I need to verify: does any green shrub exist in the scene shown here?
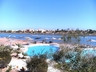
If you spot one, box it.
[6,66,12,72]
[52,48,96,72]
[16,43,23,48]
[26,54,48,72]
[0,46,11,69]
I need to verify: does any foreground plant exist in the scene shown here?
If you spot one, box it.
[0,46,11,71]
[6,66,12,72]
[53,48,96,72]
[26,54,48,72]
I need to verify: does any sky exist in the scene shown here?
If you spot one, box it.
[0,0,96,30]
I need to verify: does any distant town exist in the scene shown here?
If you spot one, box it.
[0,29,96,35]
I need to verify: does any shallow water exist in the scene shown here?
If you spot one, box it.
[0,33,96,46]
[26,45,59,56]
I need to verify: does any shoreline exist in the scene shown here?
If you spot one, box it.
[1,33,96,36]
[0,37,29,46]
[0,37,95,48]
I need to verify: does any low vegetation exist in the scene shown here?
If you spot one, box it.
[52,47,96,72]
[16,43,23,48]
[26,54,48,72]
[6,66,12,72]
[0,46,11,71]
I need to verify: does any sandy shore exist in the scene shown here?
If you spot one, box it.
[0,37,29,46]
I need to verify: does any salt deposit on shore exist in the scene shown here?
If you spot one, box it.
[0,37,29,46]
[29,43,59,47]
[29,44,50,47]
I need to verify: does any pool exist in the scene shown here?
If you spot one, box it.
[26,44,59,57]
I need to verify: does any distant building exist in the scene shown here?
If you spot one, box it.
[25,29,34,33]
[38,29,46,33]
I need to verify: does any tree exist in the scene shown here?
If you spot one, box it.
[61,32,81,45]
[88,29,94,34]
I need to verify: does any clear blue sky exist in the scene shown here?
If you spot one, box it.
[0,0,96,30]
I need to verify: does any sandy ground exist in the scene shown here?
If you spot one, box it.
[1,57,27,72]
[8,57,27,70]
[0,37,29,46]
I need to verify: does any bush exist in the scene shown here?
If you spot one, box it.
[0,46,11,69]
[6,66,12,72]
[52,48,96,72]
[26,54,48,72]
[16,43,23,48]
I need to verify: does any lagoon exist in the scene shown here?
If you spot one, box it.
[0,33,96,46]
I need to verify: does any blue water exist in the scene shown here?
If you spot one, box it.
[1,33,96,46]
[26,45,59,57]
[0,33,62,43]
